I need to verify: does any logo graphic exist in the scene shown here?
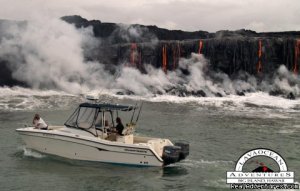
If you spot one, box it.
[227,148,299,189]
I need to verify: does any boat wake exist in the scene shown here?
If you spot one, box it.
[179,159,234,169]
[22,147,46,159]
[171,159,230,188]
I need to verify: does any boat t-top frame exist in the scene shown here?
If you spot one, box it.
[64,102,138,137]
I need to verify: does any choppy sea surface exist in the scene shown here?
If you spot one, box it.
[0,87,300,191]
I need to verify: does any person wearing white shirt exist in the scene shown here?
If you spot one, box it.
[32,114,48,130]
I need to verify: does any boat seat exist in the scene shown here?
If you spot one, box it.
[96,129,108,139]
[116,134,133,144]
[106,133,117,141]
[122,124,135,135]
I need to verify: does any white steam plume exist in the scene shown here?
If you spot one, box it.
[0,16,299,98]
[0,17,113,94]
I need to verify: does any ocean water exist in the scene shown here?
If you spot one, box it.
[0,87,300,191]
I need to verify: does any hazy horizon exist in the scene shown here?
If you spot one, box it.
[0,0,299,33]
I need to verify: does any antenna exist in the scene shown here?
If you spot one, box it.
[130,103,138,123]
[135,102,143,123]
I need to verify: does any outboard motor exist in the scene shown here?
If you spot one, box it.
[162,146,181,165]
[175,141,189,161]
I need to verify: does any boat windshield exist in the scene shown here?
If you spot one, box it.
[65,106,97,129]
[64,102,137,136]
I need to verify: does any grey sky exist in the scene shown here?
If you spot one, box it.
[0,0,299,32]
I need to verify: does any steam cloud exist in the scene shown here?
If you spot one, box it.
[0,17,299,98]
[0,17,113,93]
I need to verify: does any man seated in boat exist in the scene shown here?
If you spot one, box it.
[115,117,124,136]
[32,114,48,130]
[106,117,124,141]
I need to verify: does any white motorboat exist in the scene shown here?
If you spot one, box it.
[16,101,189,167]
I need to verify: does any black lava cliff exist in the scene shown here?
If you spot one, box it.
[1,15,300,87]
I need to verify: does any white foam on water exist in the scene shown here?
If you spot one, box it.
[278,129,297,134]
[276,124,300,134]
[203,178,227,189]
[0,86,79,111]
[180,159,234,169]
[99,91,300,117]
[146,92,300,110]
[0,86,74,97]
[1,86,300,116]
[23,148,45,159]
[292,125,300,128]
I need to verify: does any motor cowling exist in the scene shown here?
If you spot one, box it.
[175,141,189,161]
[162,146,181,165]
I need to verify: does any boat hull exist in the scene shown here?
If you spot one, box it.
[17,130,164,167]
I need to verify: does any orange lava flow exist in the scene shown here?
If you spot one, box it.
[293,40,300,75]
[162,45,167,73]
[130,43,137,67]
[198,40,203,54]
[257,40,262,74]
